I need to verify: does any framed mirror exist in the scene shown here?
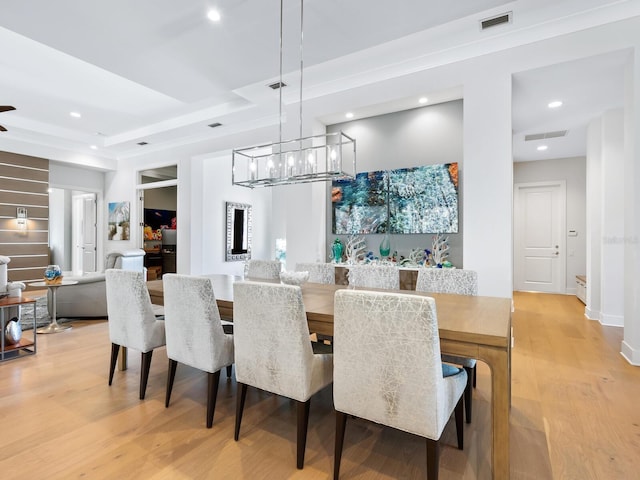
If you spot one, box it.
[226,202,252,261]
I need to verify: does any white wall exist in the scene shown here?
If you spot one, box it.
[586,109,625,327]
[514,157,587,293]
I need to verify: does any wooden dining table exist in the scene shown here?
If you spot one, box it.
[144,273,512,480]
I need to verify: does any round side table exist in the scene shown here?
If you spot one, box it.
[29,280,78,334]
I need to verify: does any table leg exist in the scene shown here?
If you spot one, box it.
[479,345,510,480]
[118,346,128,371]
[37,286,72,334]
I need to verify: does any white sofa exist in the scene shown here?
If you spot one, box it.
[49,249,146,318]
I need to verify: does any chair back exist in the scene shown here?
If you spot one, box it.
[347,264,399,289]
[246,259,281,279]
[163,274,233,373]
[333,289,452,439]
[295,262,335,284]
[105,269,165,352]
[416,269,478,295]
[233,281,316,402]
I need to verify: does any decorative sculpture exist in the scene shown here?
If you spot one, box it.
[431,234,450,267]
[345,234,367,264]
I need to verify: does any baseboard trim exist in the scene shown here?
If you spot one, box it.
[600,313,624,327]
[584,307,600,321]
[621,341,640,366]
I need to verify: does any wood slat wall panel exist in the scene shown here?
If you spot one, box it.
[0,164,49,183]
[0,178,49,194]
[0,192,48,207]
[0,231,48,243]
[0,151,50,281]
[6,255,50,268]
[0,219,48,231]
[0,243,49,256]
[0,151,49,170]
[0,205,48,219]
[6,268,46,282]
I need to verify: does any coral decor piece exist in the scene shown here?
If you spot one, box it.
[431,234,450,267]
[345,234,367,264]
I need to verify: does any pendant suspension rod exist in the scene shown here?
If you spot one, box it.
[278,0,284,150]
[299,0,304,147]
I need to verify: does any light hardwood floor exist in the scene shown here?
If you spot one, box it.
[0,292,638,479]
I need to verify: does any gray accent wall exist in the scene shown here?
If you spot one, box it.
[514,156,587,293]
[326,100,464,266]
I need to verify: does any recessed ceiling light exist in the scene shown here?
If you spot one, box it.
[537,145,548,151]
[345,112,354,119]
[207,9,221,22]
[419,97,428,104]
[90,145,97,150]
[70,112,81,118]
[548,100,563,109]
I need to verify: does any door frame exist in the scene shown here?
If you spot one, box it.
[513,180,567,293]
[49,183,104,272]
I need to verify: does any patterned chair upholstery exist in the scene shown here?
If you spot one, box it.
[295,262,335,284]
[232,281,333,469]
[346,264,399,290]
[416,268,478,423]
[333,289,466,480]
[163,274,234,428]
[105,269,166,400]
[245,259,282,279]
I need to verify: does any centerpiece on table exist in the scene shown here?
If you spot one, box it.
[44,265,63,284]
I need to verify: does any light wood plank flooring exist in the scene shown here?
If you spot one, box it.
[0,292,638,479]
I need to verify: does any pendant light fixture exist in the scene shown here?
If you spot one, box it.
[232,0,356,188]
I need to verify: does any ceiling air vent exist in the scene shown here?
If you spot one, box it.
[268,81,287,90]
[524,130,568,142]
[137,141,148,146]
[481,12,512,30]
[208,122,222,128]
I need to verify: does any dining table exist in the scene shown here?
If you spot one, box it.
[143,273,512,480]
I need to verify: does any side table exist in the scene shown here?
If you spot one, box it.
[1,295,38,362]
[29,280,78,334]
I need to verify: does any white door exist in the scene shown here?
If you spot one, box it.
[514,182,566,293]
[72,193,97,274]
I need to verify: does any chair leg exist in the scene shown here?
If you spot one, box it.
[140,350,153,400]
[206,370,221,428]
[472,364,477,388]
[108,343,120,385]
[455,396,464,450]
[234,382,248,441]
[334,411,348,480]
[165,359,178,407]
[226,364,232,378]
[463,366,473,423]
[296,399,311,469]
[426,438,440,480]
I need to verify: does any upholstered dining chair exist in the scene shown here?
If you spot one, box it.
[105,269,166,400]
[346,264,399,289]
[245,259,282,279]
[416,268,478,423]
[295,262,335,284]
[333,289,466,480]
[162,274,234,428]
[232,281,333,469]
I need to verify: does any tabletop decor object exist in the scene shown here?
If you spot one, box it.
[44,265,63,284]
[345,234,366,264]
[431,234,450,268]
[4,317,22,344]
[331,238,344,263]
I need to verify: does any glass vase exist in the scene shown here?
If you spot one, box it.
[379,233,391,258]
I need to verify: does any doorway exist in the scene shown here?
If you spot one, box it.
[49,188,98,275]
[137,165,178,279]
[514,181,566,293]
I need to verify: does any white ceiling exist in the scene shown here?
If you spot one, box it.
[0,0,636,165]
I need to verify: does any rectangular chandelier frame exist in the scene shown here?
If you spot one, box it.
[232,131,356,188]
